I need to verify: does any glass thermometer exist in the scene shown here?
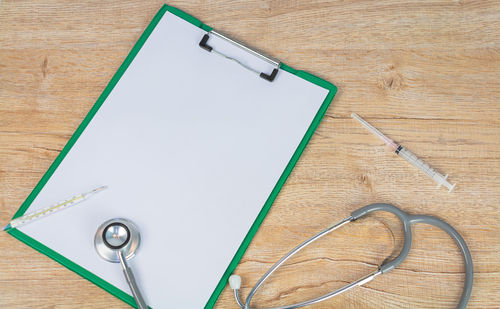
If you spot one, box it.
[3,186,107,231]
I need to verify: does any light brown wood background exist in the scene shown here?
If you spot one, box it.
[0,0,499,308]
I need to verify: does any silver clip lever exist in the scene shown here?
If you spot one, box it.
[199,30,280,82]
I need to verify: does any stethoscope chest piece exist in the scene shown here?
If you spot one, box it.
[94,218,141,263]
[94,218,148,309]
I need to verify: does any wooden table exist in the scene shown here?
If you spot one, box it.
[1,1,498,308]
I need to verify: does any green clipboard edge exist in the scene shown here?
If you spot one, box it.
[7,4,337,309]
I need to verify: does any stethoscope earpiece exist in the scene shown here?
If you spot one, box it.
[228,275,241,290]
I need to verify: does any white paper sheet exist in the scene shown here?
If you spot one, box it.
[18,11,329,308]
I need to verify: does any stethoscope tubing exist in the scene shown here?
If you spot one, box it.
[232,203,473,309]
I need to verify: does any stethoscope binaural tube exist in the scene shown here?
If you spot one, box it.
[229,203,473,309]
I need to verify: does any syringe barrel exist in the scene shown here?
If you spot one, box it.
[396,146,438,179]
[396,145,456,191]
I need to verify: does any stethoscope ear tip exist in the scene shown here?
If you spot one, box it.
[229,275,242,290]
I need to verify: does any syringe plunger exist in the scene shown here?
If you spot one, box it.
[396,146,456,192]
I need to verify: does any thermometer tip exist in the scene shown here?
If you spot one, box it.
[93,185,108,193]
[83,185,108,198]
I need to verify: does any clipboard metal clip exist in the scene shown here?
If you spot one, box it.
[199,30,280,82]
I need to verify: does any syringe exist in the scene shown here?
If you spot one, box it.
[3,186,107,231]
[351,113,456,192]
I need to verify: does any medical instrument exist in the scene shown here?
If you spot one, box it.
[351,113,456,192]
[2,186,107,231]
[95,218,147,309]
[229,203,473,309]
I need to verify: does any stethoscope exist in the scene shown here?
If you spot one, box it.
[229,203,473,309]
[94,218,148,309]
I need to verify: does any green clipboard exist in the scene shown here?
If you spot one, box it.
[7,4,337,308]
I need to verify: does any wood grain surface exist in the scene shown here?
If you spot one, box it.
[0,0,499,308]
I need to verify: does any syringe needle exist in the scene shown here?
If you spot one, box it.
[351,113,398,151]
